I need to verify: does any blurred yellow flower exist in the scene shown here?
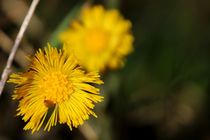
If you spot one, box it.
[60,5,134,72]
[8,44,103,133]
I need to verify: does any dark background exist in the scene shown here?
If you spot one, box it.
[1,0,210,140]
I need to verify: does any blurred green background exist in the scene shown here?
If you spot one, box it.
[1,0,210,140]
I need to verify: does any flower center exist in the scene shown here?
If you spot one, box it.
[39,71,73,104]
[84,28,109,53]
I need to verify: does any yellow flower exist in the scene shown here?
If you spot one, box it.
[8,44,103,133]
[59,5,134,72]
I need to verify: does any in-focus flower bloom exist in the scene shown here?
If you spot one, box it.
[8,44,103,133]
[59,5,134,72]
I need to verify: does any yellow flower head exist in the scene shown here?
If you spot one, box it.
[8,44,103,133]
[59,5,134,72]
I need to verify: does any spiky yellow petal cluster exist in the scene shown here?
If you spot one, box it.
[8,44,103,133]
[59,5,134,71]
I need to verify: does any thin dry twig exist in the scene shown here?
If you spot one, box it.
[0,0,40,96]
[0,30,32,68]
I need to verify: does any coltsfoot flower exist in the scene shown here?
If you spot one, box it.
[60,5,134,72]
[8,44,103,133]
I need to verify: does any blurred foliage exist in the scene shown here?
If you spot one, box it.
[49,2,83,48]
[1,0,210,140]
